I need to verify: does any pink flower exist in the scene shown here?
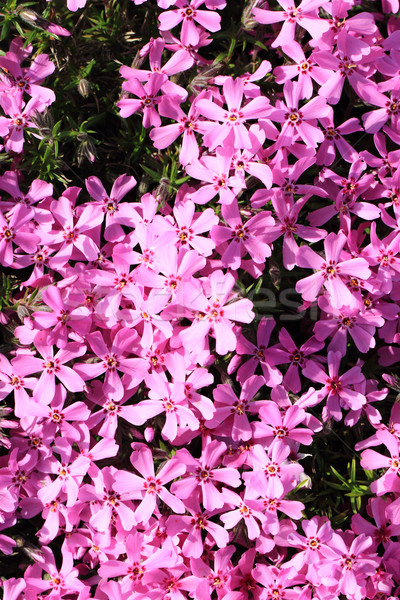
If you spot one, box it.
[42,195,103,269]
[113,443,186,524]
[244,442,303,499]
[220,489,267,540]
[195,76,271,150]
[0,94,45,153]
[158,0,222,46]
[361,430,400,495]
[296,231,371,309]
[177,269,255,355]
[74,329,148,401]
[31,285,91,348]
[302,350,366,421]
[172,438,241,511]
[186,147,243,205]
[252,401,314,449]
[0,43,55,104]
[274,41,330,99]
[211,201,274,270]
[273,329,324,393]
[119,371,199,442]
[117,72,167,127]
[253,0,330,49]
[12,336,86,401]
[209,375,264,441]
[85,174,137,242]
[319,533,380,597]
[150,93,212,165]
[0,204,39,266]
[230,317,283,387]
[166,494,229,558]
[269,80,331,148]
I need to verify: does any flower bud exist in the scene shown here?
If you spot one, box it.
[77,79,90,98]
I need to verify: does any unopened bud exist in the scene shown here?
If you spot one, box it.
[77,135,97,165]
[154,177,170,208]
[30,110,54,138]
[77,78,90,98]
[16,7,39,26]
[144,426,154,443]
[241,0,261,30]
[17,7,52,32]
[190,62,224,94]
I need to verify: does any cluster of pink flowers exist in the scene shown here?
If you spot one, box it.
[0,39,56,154]
[2,0,400,599]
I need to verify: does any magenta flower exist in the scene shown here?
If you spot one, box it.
[119,371,199,442]
[31,285,91,348]
[273,329,324,393]
[314,30,379,105]
[362,223,400,294]
[37,452,91,507]
[0,94,45,153]
[274,42,330,99]
[25,547,85,595]
[352,497,400,550]
[186,147,243,205]
[166,494,229,558]
[42,195,103,269]
[264,194,327,270]
[362,85,400,134]
[245,442,303,498]
[0,353,38,418]
[171,200,218,256]
[319,533,380,597]
[220,489,267,540]
[25,384,90,442]
[190,546,235,599]
[283,516,335,576]
[98,531,178,584]
[0,45,55,104]
[150,93,212,165]
[120,37,192,100]
[314,296,384,355]
[252,563,302,599]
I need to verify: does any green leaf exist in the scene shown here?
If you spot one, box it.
[140,164,162,180]
[0,20,10,41]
